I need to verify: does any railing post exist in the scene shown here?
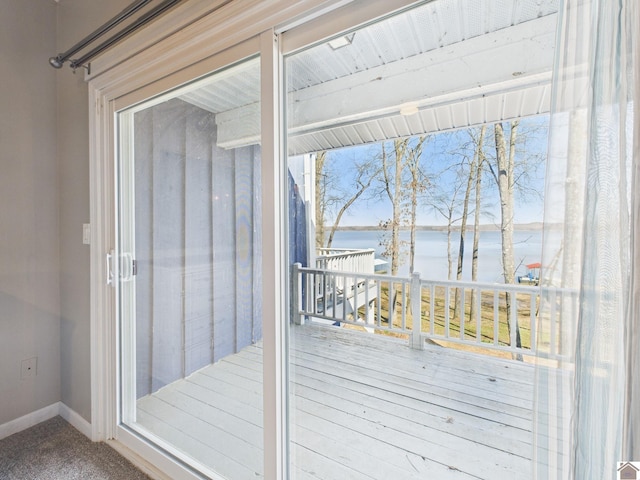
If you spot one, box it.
[292,263,303,325]
[410,272,424,350]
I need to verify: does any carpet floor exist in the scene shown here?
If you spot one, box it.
[0,416,151,480]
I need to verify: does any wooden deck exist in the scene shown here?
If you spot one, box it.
[137,324,538,479]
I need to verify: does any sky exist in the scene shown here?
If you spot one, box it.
[318,116,549,228]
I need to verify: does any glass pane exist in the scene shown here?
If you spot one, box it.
[286,1,555,479]
[118,57,263,479]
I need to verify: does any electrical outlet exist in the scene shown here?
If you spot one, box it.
[21,357,37,379]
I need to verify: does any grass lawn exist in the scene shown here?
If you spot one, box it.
[352,283,556,360]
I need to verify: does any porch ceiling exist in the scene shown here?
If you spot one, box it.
[179,0,559,154]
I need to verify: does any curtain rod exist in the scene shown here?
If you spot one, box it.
[49,0,153,69]
[49,0,183,71]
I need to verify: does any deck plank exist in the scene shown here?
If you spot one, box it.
[136,404,260,479]
[292,374,532,458]
[292,413,480,479]
[291,352,532,429]
[132,323,550,479]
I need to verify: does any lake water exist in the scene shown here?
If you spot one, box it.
[329,229,543,283]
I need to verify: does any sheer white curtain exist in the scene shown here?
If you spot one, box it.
[534,0,639,478]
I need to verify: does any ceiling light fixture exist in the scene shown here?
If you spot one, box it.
[399,103,419,116]
[328,33,355,50]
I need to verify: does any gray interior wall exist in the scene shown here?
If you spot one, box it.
[0,0,60,425]
[134,99,262,397]
[56,0,132,423]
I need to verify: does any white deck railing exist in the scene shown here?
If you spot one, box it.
[316,248,375,273]
[313,248,376,310]
[292,263,576,361]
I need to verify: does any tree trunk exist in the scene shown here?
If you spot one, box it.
[456,162,475,281]
[391,140,407,276]
[379,139,410,326]
[470,125,486,322]
[494,122,518,283]
[407,137,427,274]
[314,151,326,248]
[381,139,408,277]
[494,121,522,355]
[409,166,418,274]
[447,219,453,280]
[453,156,475,318]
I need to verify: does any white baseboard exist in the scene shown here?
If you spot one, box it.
[58,402,92,439]
[0,403,60,441]
[0,402,93,442]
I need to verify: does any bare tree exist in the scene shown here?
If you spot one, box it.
[424,130,483,286]
[377,136,430,274]
[405,136,429,274]
[488,121,521,352]
[455,155,476,281]
[314,150,379,249]
[315,151,327,248]
[471,126,487,282]
[379,139,409,276]
[451,158,474,319]
[325,161,381,248]
[376,137,429,330]
[469,125,487,321]
[430,177,464,280]
[492,121,517,284]
[424,132,470,279]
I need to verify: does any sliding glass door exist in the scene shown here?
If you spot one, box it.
[284,1,556,478]
[117,56,263,479]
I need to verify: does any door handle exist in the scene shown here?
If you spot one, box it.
[106,251,136,285]
[120,252,136,282]
[106,250,115,286]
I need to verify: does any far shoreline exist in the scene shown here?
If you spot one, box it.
[336,222,544,232]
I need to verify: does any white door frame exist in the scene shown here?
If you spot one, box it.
[89,35,272,480]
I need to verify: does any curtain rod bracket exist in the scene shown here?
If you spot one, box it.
[71,62,91,75]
